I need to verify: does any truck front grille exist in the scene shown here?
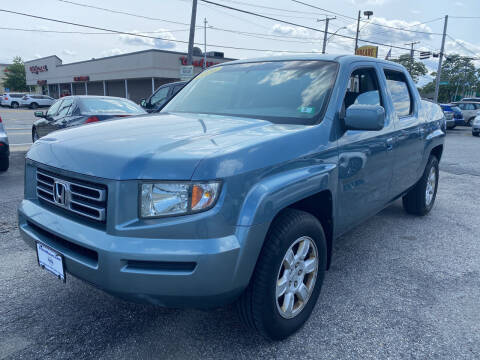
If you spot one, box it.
[36,169,107,222]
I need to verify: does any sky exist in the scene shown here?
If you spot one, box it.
[0,0,478,85]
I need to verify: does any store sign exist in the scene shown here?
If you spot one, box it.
[73,76,90,82]
[30,65,48,74]
[179,56,218,68]
[180,65,194,81]
[355,45,378,58]
[37,80,47,85]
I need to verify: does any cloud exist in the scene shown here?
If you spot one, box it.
[351,0,388,5]
[271,24,312,39]
[119,29,176,50]
[454,1,464,6]
[100,48,127,57]
[62,49,76,56]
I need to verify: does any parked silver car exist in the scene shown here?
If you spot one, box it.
[20,94,55,109]
[1,93,26,108]
[455,101,480,126]
[472,113,480,137]
[0,115,9,171]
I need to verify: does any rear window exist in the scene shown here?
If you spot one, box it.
[78,97,146,115]
[384,70,413,117]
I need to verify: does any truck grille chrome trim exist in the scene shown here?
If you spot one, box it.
[36,169,107,222]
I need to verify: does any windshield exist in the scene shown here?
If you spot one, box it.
[79,97,146,115]
[163,60,338,125]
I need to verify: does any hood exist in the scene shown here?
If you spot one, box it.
[27,112,304,180]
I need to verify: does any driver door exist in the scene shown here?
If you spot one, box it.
[336,63,396,234]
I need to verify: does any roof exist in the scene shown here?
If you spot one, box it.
[218,54,403,67]
[27,49,235,68]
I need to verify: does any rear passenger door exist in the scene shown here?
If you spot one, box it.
[382,68,424,196]
[336,63,395,232]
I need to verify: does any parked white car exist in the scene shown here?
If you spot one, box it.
[20,94,55,109]
[1,93,26,108]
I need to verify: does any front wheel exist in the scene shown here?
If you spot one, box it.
[473,132,479,137]
[237,209,327,340]
[403,155,439,216]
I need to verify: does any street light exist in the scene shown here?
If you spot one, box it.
[327,26,347,42]
[354,10,373,52]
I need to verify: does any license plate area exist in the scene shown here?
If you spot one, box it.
[36,243,66,282]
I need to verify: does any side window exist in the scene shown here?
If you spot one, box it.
[475,104,480,110]
[46,99,63,117]
[149,86,170,107]
[173,84,184,95]
[343,67,382,111]
[57,98,73,117]
[457,103,465,110]
[384,70,413,117]
[465,103,475,110]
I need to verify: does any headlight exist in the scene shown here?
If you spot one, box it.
[140,181,221,218]
[474,117,480,125]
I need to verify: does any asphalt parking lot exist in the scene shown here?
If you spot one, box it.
[1,110,479,359]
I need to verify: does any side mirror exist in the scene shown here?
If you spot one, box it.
[34,111,46,118]
[344,104,385,131]
[140,99,146,107]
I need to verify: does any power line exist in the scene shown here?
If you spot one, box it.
[292,0,443,35]
[446,34,479,57]
[216,0,328,16]
[57,0,190,25]
[0,26,197,35]
[0,8,326,54]
[200,0,434,53]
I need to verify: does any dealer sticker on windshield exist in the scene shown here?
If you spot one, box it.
[298,106,315,114]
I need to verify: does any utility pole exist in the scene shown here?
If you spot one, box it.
[186,0,198,66]
[320,17,335,54]
[203,18,208,69]
[405,41,420,74]
[354,10,361,53]
[434,15,448,103]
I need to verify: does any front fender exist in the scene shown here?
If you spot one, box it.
[237,163,337,227]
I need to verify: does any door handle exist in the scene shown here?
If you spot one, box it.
[386,137,394,151]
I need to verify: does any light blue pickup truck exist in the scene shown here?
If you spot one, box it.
[18,55,445,340]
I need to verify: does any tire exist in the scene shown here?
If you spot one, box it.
[32,128,39,142]
[10,102,19,109]
[0,156,9,171]
[473,132,479,137]
[30,102,39,109]
[236,208,327,340]
[467,118,474,127]
[402,155,439,216]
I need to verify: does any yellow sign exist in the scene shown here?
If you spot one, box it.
[355,45,378,58]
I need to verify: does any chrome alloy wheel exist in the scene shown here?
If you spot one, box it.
[276,236,318,319]
[425,166,436,206]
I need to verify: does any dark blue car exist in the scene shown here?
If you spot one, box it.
[440,104,464,127]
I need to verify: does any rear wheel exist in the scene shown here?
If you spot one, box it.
[467,118,474,126]
[30,102,39,109]
[403,155,439,216]
[0,156,9,171]
[237,208,327,340]
[10,102,19,109]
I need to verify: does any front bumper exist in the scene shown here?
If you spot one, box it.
[18,199,268,307]
[472,125,480,134]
